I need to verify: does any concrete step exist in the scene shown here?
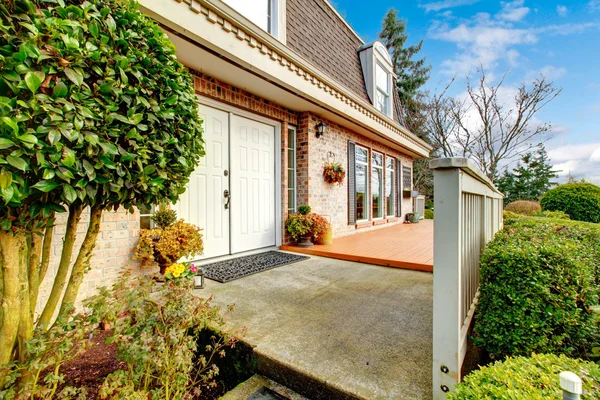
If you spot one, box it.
[222,374,308,400]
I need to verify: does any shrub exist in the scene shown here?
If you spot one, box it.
[424,209,434,219]
[297,204,311,215]
[310,213,330,244]
[449,353,600,399]
[541,183,600,223]
[502,210,523,220]
[474,216,600,359]
[532,210,571,220]
[504,200,541,215]
[285,213,312,241]
[85,275,237,399]
[151,208,178,229]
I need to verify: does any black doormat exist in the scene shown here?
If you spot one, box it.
[202,251,309,283]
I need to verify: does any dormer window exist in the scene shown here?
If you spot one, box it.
[358,41,395,118]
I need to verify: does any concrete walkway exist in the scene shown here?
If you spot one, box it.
[195,254,433,400]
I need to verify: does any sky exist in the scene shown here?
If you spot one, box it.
[331,0,600,183]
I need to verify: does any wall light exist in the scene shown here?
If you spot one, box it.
[315,121,327,139]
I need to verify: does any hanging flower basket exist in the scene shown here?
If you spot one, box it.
[323,162,345,185]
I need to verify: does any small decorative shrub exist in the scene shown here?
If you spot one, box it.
[474,217,600,359]
[285,213,313,241]
[136,219,203,273]
[502,210,523,220]
[297,204,311,215]
[540,183,600,223]
[532,210,571,220]
[151,208,178,229]
[424,209,434,219]
[504,200,542,215]
[323,162,346,185]
[310,214,330,244]
[449,353,600,399]
[164,262,197,280]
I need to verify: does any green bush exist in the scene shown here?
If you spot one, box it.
[449,353,600,399]
[474,216,600,359]
[532,210,571,220]
[424,209,434,219]
[540,183,600,223]
[297,204,311,215]
[504,200,541,215]
[502,210,523,220]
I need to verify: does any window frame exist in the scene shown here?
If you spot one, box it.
[385,155,395,217]
[371,150,384,220]
[287,125,297,213]
[139,205,154,230]
[355,144,370,222]
[375,62,391,116]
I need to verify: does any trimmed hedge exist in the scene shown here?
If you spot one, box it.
[473,216,600,359]
[540,183,600,223]
[449,353,600,399]
[504,200,542,215]
[424,209,434,219]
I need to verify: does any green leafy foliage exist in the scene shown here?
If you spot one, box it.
[532,210,570,220]
[84,275,238,399]
[0,0,204,230]
[474,216,600,359]
[150,208,177,229]
[297,204,311,215]
[285,213,313,241]
[496,145,558,205]
[424,209,434,219]
[449,353,600,399]
[504,200,541,216]
[540,183,600,223]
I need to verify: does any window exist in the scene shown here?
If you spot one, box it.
[287,126,297,213]
[355,145,369,221]
[139,205,153,229]
[222,0,280,37]
[403,165,412,198]
[386,157,395,217]
[358,41,395,118]
[375,63,390,115]
[371,152,384,219]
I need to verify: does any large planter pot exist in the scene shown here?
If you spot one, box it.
[407,212,420,223]
[152,236,171,275]
[321,226,333,245]
[297,233,314,248]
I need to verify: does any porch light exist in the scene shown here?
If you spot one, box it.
[194,268,205,289]
[315,121,327,138]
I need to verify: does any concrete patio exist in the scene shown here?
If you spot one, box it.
[195,253,433,400]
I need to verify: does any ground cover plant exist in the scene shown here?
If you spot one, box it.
[540,182,600,223]
[449,353,600,399]
[473,214,600,360]
[0,0,203,366]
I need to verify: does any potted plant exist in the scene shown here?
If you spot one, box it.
[285,205,314,247]
[323,162,345,185]
[406,212,420,223]
[311,213,332,245]
[135,208,204,274]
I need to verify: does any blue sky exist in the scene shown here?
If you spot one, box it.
[332,0,600,183]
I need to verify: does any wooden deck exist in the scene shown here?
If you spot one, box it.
[280,220,434,273]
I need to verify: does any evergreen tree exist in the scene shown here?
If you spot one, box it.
[496,146,558,205]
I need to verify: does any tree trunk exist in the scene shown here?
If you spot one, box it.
[0,231,27,366]
[58,206,103,317]
[29,224,53,322]
[38,205,83,328]
[39,223,54,285]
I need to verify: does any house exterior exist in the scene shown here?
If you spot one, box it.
[37,0,432,309]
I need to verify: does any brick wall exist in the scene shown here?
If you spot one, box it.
[299,113,414,239]
[36,207,141,314]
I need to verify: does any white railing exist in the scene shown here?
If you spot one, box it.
[415,195,426,220]
[430,158,504,399]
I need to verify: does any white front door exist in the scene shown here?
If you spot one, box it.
[174,104,277,259]
[230,115,276,253]
[174,105,230,259]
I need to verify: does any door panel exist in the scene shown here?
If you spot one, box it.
[230,115,276,253]
[174,105,230,259]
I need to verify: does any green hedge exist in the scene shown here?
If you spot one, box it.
[424,209,434,219]
[473,216,600,359]
[540,183,600,223]
[504,200,541,215]
[449,353,600,399]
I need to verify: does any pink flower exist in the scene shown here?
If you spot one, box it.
[189,264,197,273]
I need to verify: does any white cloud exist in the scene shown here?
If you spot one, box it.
[420,0,479,13]
[591,147,600,162]
[547,142,600,183]
[525,65,567,82]
[556,5,568,17]
[497,0,530,22]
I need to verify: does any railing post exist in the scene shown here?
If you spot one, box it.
[432,166,462,399]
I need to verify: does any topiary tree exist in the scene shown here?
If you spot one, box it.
[0,0,203,365]
[540,183,600,223]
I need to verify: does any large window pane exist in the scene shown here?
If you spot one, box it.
[372,152,383,219]
[355,145,369,221]
[376,63,388,94]
[287,127,296,212]
[386,157,395,217]
[223,0,270,32]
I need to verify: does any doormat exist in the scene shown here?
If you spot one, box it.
[202,251,309,283]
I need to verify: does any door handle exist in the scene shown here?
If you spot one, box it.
[224,189,230,209]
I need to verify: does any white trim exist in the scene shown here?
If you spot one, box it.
[371,150,384,220]
[385,156,395,217]
[196,95,283,249]
[355,144,370,222]
[287,125,297,213]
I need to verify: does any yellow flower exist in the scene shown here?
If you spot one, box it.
[165,263,186,278]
